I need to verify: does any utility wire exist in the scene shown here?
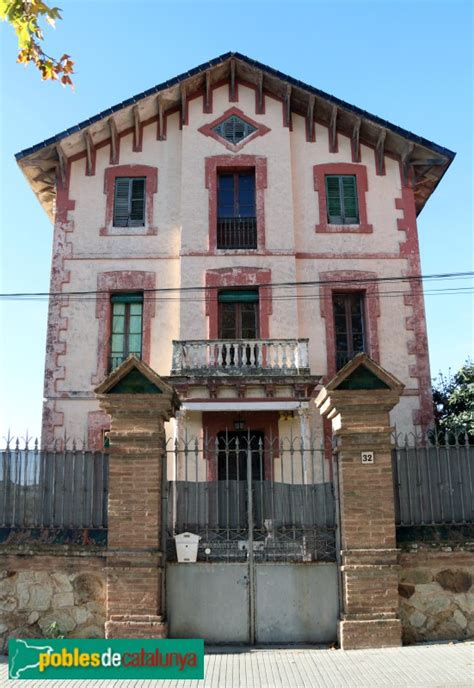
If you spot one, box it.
[3,288,473,305]
[0,270,472,301]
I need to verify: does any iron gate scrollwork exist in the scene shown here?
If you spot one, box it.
[166,432,336,563]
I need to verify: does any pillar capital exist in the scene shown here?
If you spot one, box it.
[95,354,180,418]
[316,352,403,427]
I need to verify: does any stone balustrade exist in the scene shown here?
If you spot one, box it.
[171,339,310,375]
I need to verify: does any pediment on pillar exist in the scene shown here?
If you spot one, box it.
[94,354,179,399]
[315,354,404,423]
[324,353,404,393]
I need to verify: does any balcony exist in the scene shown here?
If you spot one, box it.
[217,217,257,249]
[171,339,309,376]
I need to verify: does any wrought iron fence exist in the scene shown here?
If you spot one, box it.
[3,427,472,537]
[165,433,336,563]
[0,438,108,529]
[393,431,474,526]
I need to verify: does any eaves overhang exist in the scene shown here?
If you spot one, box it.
[15,51,456,221]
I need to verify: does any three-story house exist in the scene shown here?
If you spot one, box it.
[16,52,454,453]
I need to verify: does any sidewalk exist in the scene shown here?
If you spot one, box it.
[1,641,472,687]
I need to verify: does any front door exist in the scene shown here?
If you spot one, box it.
[217,431,264,481]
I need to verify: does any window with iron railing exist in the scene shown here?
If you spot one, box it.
[109,293,143,370]
[217,171,257,249]
[333,293,365,370]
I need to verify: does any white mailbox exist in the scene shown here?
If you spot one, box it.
[174,532,200,563]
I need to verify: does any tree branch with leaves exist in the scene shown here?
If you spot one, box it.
[1,0,74,86]
[432,359,474,441]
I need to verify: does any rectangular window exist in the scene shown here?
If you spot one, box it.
[217,171,257,249]
[109,293,143,370]
[113,177,146,227]
[333,293,365,370]
[325,175,359,224]
[218,290,259,339]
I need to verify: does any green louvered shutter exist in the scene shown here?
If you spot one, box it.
[113,178,131,227]
[129,178,146,226]
[325,176,343,224]
[341,176,359,223]
[113,177,146,227]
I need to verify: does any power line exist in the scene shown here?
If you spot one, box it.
[0,271,472,301]
[3,287,473,306]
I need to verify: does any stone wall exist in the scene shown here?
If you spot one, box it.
[0,548,106,653]
[2,542,473,650]
[399,544,473,644]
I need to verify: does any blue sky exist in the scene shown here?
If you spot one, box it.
[0,0,472,438]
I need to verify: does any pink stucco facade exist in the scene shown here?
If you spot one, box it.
[35,70,440,448]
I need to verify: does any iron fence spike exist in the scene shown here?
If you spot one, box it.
[3,430,12,449]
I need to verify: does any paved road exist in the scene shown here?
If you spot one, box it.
[1,642,472,687]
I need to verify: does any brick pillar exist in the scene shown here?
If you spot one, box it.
[95,356,179,638]
[316,353,404,650]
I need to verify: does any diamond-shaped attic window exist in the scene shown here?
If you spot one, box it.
[199,107,270,152]
[213,115,257,145]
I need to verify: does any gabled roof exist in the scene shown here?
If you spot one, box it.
[16,51,455,220]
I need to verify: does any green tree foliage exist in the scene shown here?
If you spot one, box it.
[432,360,474,440]
[1,0,74,86]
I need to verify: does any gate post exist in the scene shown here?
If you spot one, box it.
[95,355,180,638]
[316,353,404,650]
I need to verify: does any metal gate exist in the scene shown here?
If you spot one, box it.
[165,432,338,644]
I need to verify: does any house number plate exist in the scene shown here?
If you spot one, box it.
[361,451,374,464]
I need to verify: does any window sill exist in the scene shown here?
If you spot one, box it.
[315,222,373,234]
[100,225,158,236]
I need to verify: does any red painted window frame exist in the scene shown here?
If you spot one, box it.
[205,267,272,339]
[319,270,380,380]
[313,163,373,234]
[205,155,267,252]
[101,164,158,235]
[199,106,270,153]
[91,271,156,385]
